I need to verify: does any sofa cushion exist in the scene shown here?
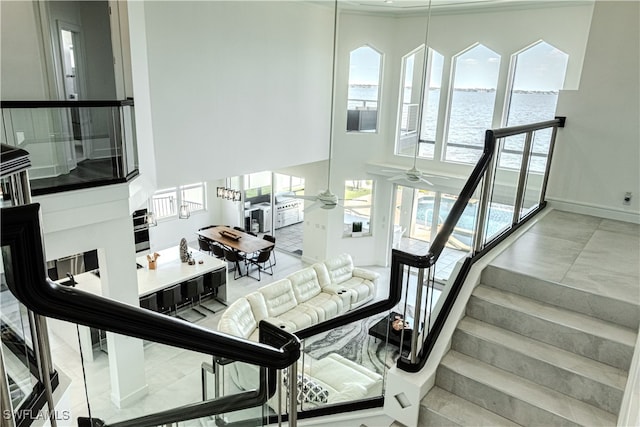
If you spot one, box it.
[312,262,332,289]
[324,253,355,285]
[287,267,322,303]
[217,298,257,340]
[300,292,345,321]
[252,279,297,318]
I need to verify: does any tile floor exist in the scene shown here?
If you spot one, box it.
[36,209,640,426]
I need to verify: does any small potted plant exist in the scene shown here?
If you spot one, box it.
[351,221,363,237]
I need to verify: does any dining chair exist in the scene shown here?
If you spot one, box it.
[210,243,225,259]
[198,237,212,254]
[263,234,277,266]
[233,226,246,233]
[224,248,246,280]
[246,247,274,281]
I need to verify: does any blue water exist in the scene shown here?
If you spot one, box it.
[349,86,558,171]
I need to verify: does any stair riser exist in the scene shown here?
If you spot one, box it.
[436,365,582,427]
[467,296,633,370]
[418,408,460,427]
[452,329,623,414]
[482,266,639,329]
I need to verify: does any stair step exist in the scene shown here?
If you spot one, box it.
[467,285,636,370]
[482,265,639,329]
[437,350,617,426]
[453,316,627,414]
[420,386,520,427]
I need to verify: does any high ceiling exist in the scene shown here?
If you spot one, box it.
[321,0,589,15]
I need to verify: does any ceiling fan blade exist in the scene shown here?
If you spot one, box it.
[291,195,318,201]
[419,176,434,186]
[304,202,321,213]
[387,174,406,182]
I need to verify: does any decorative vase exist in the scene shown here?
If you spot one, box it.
[179,238,189,262]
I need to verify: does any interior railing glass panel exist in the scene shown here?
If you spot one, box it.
[393,117,565,372]
[0,100,138,195]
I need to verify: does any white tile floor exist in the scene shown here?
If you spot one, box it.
[31,210,640,425]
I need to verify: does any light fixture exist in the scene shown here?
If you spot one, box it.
[216,185,242,202]
[145,211,157,227]
[178,204,190,219]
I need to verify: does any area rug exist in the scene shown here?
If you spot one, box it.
[302,312,405,376]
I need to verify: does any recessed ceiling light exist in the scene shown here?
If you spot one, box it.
[385,0,393,3]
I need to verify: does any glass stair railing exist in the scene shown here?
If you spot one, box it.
[1,100,138,196]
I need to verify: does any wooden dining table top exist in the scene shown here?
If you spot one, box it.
[197,226,275,254]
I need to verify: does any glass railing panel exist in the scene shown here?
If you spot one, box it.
[292,315,393,413]
[483,136,519,244]
[52,322,268,426]
[0,102,138,194]
[519,129,551,220]
[0,251,40,415]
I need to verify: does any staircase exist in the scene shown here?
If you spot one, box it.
[420,265,638,426]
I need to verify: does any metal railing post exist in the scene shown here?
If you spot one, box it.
[539,118,564,204]
[512,130,534,224]
[1,346,17,427]
[288,362,297,427]
[473,132,498,254]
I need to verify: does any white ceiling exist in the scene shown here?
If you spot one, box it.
[318,0,591,16]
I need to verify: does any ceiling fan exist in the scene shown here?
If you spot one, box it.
[385,0,438,187]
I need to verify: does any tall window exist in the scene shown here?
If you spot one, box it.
[347,45,382,133]
[445,44,500,164]
[151,183,206,220]
[343,179,374,236]
[396,46,444,159]
[501,41,568,172]
[180,183,206,213]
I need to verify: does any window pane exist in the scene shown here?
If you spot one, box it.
[181,183,205,212]
[396,47,443,160]
[445,44,500,164]
[347,46,381,133]
[152,188,177,219]
[343,180,373,235]
[501,41,568,171]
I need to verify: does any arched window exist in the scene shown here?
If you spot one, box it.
[445,44,501,164]
[346,45,382,133]
[395,46,444,159]
[501,41,568,172]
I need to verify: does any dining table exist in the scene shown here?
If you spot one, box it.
[197,226,274,255]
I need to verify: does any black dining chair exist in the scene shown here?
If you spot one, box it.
[210,243,225,259]
[263,234,277,266]
[224,248,246,280]
[198,237,212,254]
[233,226,246,233]
[246,247,274,281]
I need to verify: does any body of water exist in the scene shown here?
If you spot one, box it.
[349,86,558,171]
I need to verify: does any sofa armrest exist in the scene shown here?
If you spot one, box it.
[352,267,380,283]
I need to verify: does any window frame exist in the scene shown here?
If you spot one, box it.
[342,179,374,237]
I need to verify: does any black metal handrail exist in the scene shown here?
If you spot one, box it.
[394,117,565,372]
[1,203,301,426]
[1,99,134,108]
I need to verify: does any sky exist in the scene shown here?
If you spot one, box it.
[349,41,569,92]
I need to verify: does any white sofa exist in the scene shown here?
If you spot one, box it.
[217,253,382,409]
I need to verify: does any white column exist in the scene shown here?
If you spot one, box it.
[97,216,148,408]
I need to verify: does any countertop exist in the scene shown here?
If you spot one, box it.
[57,246,226,298]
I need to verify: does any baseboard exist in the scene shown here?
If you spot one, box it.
[110,383,149,409]
[546,197,640,224]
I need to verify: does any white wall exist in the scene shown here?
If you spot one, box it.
[135,1,334,189]
[0,1,50,99]
[551,1,640,222]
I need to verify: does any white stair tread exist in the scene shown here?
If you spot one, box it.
[457,316,628,390]
[472,285,637,347]
[442,350,617,426]
[423,386,521,426]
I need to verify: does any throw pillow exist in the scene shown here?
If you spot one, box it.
[282,371,329,404]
